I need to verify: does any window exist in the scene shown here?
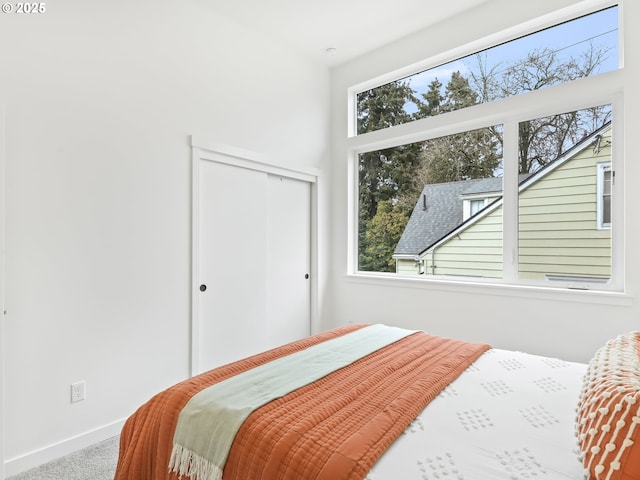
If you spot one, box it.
[597,162,612,229]
[356,6,618,135]
[351,4,622,292]
[469,199,486,216]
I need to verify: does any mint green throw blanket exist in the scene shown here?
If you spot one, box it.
[168,324,416,480]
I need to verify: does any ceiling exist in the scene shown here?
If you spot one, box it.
[204,0,491,66]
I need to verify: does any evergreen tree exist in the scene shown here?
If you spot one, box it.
[411,72,501,186]
[443,71,477,111]
[357,81,422,270]
[357,80,418,134]
[417,78,444,117]
[359,200,409,272]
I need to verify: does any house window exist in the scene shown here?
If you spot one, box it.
[469,199,486,216]
[463,197,495,220]
[356,6,618,135]
[351,3,622,292]
[597,162,612,229]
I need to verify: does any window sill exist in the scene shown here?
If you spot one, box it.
[345,272,633,306]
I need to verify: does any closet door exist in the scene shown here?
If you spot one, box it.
[197,160,268,371]
[265,174,311,349]
[195,156,312,373]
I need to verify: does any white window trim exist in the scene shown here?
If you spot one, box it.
[462,196,494,221]
[463,199,479,221]
[346,2,626,294]
[597,161,612,230]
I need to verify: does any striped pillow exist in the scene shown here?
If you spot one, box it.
[576,331,640,480]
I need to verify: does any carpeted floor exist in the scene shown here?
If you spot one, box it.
[7,436,119,480]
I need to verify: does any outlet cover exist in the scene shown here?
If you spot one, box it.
[71,381,86,403]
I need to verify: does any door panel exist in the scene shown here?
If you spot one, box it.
[265,175,311,348]
[198,161,268,371]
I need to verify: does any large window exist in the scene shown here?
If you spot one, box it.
[352,4,622,292]
[356,6,618,134]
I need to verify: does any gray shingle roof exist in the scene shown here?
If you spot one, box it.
[393,177,502,256]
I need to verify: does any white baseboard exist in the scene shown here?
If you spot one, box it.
[4,419,124,477]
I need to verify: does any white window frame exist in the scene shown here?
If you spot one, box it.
[346,2,625,294]
[469,199,486,216]
[462,196,495,221]
[597,162,612,230]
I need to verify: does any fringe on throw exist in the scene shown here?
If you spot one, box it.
[169,443,223,480]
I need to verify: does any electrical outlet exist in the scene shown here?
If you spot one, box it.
[71,381,86,403]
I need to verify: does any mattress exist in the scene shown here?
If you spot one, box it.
[368,348,587,479]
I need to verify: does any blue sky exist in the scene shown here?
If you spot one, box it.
[403,6,618,112]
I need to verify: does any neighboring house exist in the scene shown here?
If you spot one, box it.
[394,124,612,282]
[393,177,503,274]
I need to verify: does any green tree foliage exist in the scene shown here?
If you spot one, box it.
[359,200,409,272]
[357,80,418,134]
[358,144,422,221]
[420,78,444,116]
[358,81,421,220]
[357,81,423,270]
[443,71,477,111]
[414,72,501,185]
[358,144,422,271]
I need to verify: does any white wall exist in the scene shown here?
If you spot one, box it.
[328,0,639,363]
[0,0,329,474]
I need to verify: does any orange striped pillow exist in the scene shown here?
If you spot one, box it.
[576,331,640,480]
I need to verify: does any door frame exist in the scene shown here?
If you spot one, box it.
[190,136,321,376]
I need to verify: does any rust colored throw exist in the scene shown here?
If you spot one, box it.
[114,324,489,480]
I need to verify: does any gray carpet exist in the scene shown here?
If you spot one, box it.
[7,436,119,480]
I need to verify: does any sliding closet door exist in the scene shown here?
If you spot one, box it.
[265,174,311,349]
[195,156,312,374]
[197,160,269,371]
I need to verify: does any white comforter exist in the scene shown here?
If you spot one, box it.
[368,348,587,479]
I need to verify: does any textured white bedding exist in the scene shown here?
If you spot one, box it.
[367,348,588,480]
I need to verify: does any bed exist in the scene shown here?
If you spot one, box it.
[114,324,640,480]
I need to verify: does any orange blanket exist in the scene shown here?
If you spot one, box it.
[115,324,489,480]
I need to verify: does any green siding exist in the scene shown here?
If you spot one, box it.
[396,259,420,275]
[425,206,503,278]
[517,128,611,280]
